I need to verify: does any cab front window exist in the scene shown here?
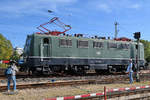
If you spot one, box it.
[24,37,32,55]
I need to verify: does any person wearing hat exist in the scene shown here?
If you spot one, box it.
[7,60,18,92]
[126,59,134,84]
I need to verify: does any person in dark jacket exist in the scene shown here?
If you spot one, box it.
[126,59,134,84]
[7,60,18,92]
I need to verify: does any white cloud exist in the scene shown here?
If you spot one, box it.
[129,4,141,9]
[97,4,111,13]
[87,0,142,13]
[0,0,77,17]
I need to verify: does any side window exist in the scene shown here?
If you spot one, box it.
[108,42,117,48]
[59,39,72,47]
[118,43,129,49]
[43,38,49,44]
[93,41,103,48]
[77,40,88,48]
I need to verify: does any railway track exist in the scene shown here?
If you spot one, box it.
[0,72,126,82]
[45,85,150,100]
[0,72,150,88]
[1,73,150,85]
[0,80,97,92]
[0,70,150,93]
[0,73,150,92]
[0,71,124,79]
[81,89,150,100]
[81,87,150,100]
[0,72,150,100]
[0,69,149,79]
[0,74,129,88]
[0,76,133,92]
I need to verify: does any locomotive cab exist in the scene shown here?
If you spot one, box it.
[19,35,33,72]
[23,35,33,62]
[22,34,53,74]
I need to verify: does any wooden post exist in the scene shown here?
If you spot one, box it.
[104,86,107,100]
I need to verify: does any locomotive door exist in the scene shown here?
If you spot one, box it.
[42,38,51,57]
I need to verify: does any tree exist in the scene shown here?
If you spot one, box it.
[10,51,20,61]
[140,40,150,62]
[0,33,13,60]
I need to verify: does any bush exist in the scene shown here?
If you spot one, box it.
[0,63,8,68]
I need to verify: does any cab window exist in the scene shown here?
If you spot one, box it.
[43,38,49,44]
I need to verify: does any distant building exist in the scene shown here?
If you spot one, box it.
[14,47,23,55]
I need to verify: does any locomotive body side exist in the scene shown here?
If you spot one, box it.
[21,33,145,74]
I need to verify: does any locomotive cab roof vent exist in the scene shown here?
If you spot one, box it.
[75,34,83,37]
[98,37,106,39]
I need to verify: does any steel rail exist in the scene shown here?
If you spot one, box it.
[0,80,96,92]
[44,85,150,100]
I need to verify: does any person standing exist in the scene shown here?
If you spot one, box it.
[126,59,134,84]
[7,60,18,92]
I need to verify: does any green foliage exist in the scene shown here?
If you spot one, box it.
[0,63,8,68]
[0,33,13,60]
[140,40,150,62]
[10,51,20,61]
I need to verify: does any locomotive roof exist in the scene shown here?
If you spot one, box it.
[29,33,143,45]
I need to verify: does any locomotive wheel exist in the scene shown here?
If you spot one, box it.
[66,69,86,75]
[95,69,103,74]
[108,68,117,73]
[28,67,39,75]
[75,66,86,75]
[66,66,86,75]
[76,70,86,75]
[95,69,109,74]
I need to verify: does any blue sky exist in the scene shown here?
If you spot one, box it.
[0,0,150,48]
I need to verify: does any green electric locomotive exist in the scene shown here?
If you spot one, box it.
[21,33,145,74]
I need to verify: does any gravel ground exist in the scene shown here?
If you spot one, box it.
[0,74,129,86]
[0,81,150,100]
[0,70,150,100]
[0,70,150,86]
[0,73,149,86]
